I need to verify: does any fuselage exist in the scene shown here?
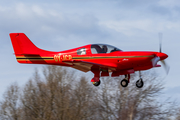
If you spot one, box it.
[15,44,168,74]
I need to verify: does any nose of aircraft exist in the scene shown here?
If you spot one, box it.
[156,52,168,60]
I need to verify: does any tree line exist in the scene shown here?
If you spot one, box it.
[0,66,179,120]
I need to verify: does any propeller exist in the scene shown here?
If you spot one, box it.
[158,32,170,74]
[161,60,170,74]
[159,32,162,53]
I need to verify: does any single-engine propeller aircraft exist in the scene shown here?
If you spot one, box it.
[10,33,169,88]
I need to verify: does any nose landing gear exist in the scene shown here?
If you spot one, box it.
[120,71,144,88]
[136,71,144,88]
[120,74,130,87]
[136,78,144,88]
[120,79,129,87]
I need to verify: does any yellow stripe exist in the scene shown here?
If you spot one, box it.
[16,57,53,58]
[16,59,53,61]
[16,56,54,61]
[73,55,154,60]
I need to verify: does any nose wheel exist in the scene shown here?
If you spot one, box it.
[120,74,130,87]
[136,78,144,88]
[136,71,144,88]
[120,79,129,87]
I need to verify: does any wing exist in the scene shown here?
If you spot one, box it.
[63,60,117,72]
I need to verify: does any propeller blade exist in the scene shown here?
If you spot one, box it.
[159,32,162,53]
[152,56,160,67]
[158,33,170,74]
[161,60,170,74]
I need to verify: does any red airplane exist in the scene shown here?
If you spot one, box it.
[9,33,169,88]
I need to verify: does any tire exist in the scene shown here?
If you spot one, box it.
[92,80,101,86]
[120,79,128,87]
[136,79,144,88]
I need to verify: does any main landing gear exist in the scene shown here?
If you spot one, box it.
[120,71,144,88]
[91,70,101,87]
[92,80,101,86]
[91,77,101,86]
[91,69,144,88]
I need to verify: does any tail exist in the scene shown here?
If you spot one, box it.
[10,33,45,55]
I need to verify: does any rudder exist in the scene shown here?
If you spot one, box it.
[10,33,41,55]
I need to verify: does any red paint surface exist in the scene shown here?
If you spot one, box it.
[10,33,168,81]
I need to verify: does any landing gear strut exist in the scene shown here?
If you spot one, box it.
[136,71,144,88]
[91,69,101,87]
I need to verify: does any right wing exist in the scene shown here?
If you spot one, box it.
[63,60,117,72]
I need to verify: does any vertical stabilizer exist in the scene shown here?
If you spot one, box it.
[9,33,41,55]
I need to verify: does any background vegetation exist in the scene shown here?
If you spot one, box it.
[0,66,179,120]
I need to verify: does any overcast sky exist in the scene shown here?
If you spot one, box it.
[0,0,180,100]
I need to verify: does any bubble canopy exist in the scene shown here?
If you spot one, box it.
[91,44,122,54]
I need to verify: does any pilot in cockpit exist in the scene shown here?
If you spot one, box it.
[102,45,108,53]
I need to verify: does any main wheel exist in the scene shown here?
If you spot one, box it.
[120,79,128,87]
[136,78,144,88]
[92,80,101,86]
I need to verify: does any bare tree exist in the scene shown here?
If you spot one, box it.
[0,66,178,120]
[19,66,99,120]
[69,76,100,120]
[0,83,20,120]
[20,66,75,120]
[97,73,177,120]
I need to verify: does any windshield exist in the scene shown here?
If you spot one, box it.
[91,44,121,54]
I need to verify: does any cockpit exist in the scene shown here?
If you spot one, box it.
[91,44,122,54]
